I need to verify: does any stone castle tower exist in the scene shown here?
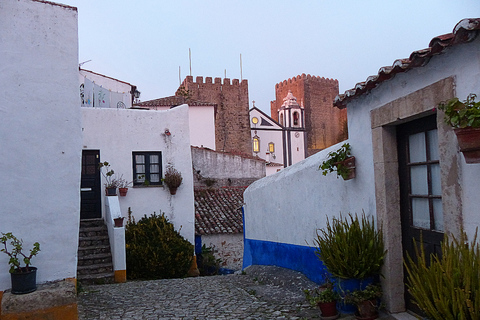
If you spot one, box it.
[270,74,347,156]
[178,76,251,156]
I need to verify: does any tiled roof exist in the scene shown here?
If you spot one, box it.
[194,187,246,235]
[134,96,215,107]
[334,18,480,109]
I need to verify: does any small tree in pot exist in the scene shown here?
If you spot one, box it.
[163,165,183,195]
[1,232,40,294]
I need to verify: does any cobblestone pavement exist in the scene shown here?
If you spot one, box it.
[78,265,396,320]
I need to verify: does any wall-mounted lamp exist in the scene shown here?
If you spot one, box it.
[164,129,171,136]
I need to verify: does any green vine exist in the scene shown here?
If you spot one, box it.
[438,93,480,128]
[319,143,353,179]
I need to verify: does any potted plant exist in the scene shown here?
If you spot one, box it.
[438,93,480,163]
[345,284,382,320]
[305,283,340,319]
[0,232,40,294]
[163,165,183,195]
[314,213,386,313]
[98,161,118,196]
[114,217,125,227]
[117,176,133,196]
[319,143,356,180]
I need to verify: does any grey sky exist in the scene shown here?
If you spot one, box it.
[62,0,479,114]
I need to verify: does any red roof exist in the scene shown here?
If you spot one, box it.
[134,96,215,107]
[334,18,480,109]
[194,187,246,235]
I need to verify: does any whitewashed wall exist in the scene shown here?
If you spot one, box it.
[0,0,81,291]
[243,32,480,284]
[81,105,195,244]
[202,234,244,270]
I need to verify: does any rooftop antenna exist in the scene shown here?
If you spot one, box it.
[189,48,192,76]
[79,59,91,68]
[240,54,243,81]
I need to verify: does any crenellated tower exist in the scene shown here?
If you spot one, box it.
[270,74,347,156]
[178,76,251,156]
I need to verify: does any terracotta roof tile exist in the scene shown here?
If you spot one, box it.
[334,18,480,109]
[134,96,215,107]
[194,187,246,235]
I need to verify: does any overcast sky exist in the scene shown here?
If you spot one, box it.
[61,0,479,114]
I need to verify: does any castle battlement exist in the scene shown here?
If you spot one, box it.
[275,73,338,89]
[181,75,248,88]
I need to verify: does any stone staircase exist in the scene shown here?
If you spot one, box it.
[77,219,115,284]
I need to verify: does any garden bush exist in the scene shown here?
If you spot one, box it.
[125,211,193,280]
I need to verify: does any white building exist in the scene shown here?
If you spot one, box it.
[1,0,81,302]
[250,91,307,175]
[135,97,216,150]
[243,18,480,316]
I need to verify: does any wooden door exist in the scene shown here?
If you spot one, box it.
[80,150,101,219]
[397,115,444,312]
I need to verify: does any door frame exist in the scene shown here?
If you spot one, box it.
[370,78,462,313]
[80,149,102,220]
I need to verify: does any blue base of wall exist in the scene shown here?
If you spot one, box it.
[243,238,328,284]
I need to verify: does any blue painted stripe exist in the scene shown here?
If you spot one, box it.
[242,237,328,284]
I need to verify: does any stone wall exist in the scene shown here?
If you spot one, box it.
[270,74,347,155]
[191,146,265,187]
[179,76,251,156]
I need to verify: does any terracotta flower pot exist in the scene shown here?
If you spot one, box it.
[454,127,480,163]
[169,186,177,195]
[355,299,378,320]
[335,156,356,180]
[317,300,339,319]
[119,187,128,196]
[114,217,125,228]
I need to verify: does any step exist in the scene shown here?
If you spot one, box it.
[78,245,111,257]
[80,219,105,228]
[77,271,115,285]
[77,262,113,275]
[77,253,112,266]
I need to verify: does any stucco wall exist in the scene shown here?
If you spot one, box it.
[201,233,243,270]
[243,35,480,287]
[81,105,195,244]
[192,147,265,187]
[0,0,81,290]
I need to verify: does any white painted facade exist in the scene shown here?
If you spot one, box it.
[81,105,195,244]
[201,234,244,270]
[79,69,135,109]
[244,25,480,314]
[0,0,81,291]
[140,104,216,150]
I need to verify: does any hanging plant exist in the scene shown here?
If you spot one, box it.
[163,165,183,195]
[319,143,356,180]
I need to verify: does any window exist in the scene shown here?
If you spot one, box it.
[133,152,162,186]
[253,136,260,153]
[268,142,275,153]
[279,113,284,126]
[293,111,299,126]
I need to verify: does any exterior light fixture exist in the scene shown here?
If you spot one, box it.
[165,129,171,136]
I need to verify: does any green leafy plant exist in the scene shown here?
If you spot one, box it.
[125,211,193,280]
[319,143,353,179]
[197,244,221,276]
[438,93,480,128]
[0,232,40,273]
[98,161,118,188]
[163,165,183,189]
[404,231,480,320]
[345,283,382,304]
[304,284,339,305]
[314,213,386,279]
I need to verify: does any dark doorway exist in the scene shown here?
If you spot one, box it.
[397,115,444,312]
[81,150,101,220]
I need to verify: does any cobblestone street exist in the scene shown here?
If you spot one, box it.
[78,266,396,320]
